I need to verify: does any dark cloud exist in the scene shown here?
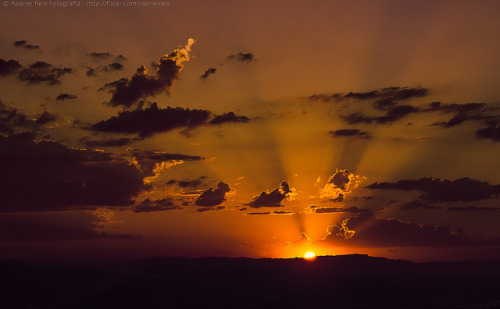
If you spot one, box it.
[428,102,488,128]
[247,212,271,215]
[79,136,135,147]
[246,181,291,208]
[197,206,225,213]
[209,112,250,125]
[0,102,31,134]
[103,39,194,108]
[273,210,294,215]
[475,122,500,142]
[18,61,72,85]
[0,212,135,241]
[13,40,40,50]
[447,206,499,212]
[89,52,112,60]
[324,212,470,247]
[90,103,250,138]
[195,182,230,207]
[167,176,207,188]
[35,111,58,125]
[228,52,255,62]
[342,105,418,125]
[56,93,77,101]
[0,58,22,76]
[367,177,500,203]
[330,129,371,140]
[400,200,442,211]
[106,62,124,71]
[91,103,209,137]
[341,113,373,124]
[127,148,203,177]
[133,198,181,213]
[200,68,216,80]
[309,87,428,104]
[315,206,366,214]
[0,133,145,213]
[86,67,96,77]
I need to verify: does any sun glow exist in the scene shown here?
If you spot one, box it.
[304,251,316,260]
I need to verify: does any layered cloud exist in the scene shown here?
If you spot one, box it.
[0,133,145,213]
[323,212,470,247]
[102,38,194,108]
[0,211,134,241]
[134,198,181,213]
[367,177,500,203]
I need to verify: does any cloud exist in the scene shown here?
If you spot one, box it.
[86,67,96,77]
[79,136,136,147]
[0,133,145,213]
[308,86,428,104]
[13,40,40,50]
[447,206,499,212]
[89,52,112,60]
[0,101,31,134]
[246,181,292,208]
[342,105,418,125]
[200,68,216,80]
[195,182,230,207]
[0,211,136,241]
[320,169,366,201]
[18,61,72,85]
[106,62,124,71]
[247,211,271,215]
[133,198,181,213]
[56,93,77,101]
[209,112,250,125]
[367,177,500,203]
[228,52,255,62]
[127,148,203,177]
[197,206,225,213]
[323,212,470,247]
[103,38,194,108]
[167,176,207,188]
[35,111,58,125]
[273,210,294,215]
[315,206,367,214]
[330,129,371,140]
[399,200,442,211]
[90,103,250,138]
[475,122,500,142]
[428,102,488,128]
[0,58,22,76]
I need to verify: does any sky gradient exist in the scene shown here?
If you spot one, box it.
[1,0,500,261]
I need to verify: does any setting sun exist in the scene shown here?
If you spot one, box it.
[304,252,316,259]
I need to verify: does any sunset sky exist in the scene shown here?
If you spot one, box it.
[1,0,500,262]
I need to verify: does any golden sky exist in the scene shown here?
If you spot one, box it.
[1,0,500,261]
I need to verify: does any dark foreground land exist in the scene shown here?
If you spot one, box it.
[1,254,500,309]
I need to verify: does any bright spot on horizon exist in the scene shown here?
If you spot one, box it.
[304,251,316,260]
